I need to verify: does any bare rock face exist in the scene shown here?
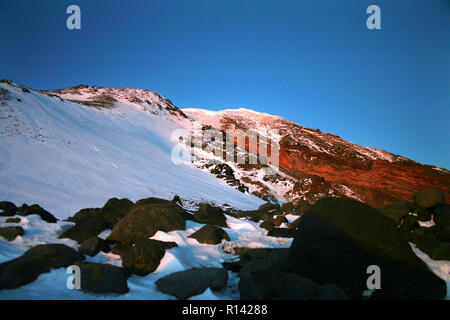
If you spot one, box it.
[183,109,450,208]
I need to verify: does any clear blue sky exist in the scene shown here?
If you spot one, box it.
[1,0,449,169]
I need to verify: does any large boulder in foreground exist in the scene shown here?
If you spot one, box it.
[0,244,84,289]
[75,263,129,294]
[121,239,166,276]
[0,201,17,216]
[193,204,228,228]
[188,224,230,245]
[59,216,108,244]
[237,248,347,300]
[98,198,134,228]
[0,226,24,241]
[377,201,415,224]
[413,189,445,209]
[17,204,58,223]
[107,202,186,244]
[156,267,228,299]
[282,197,447,300]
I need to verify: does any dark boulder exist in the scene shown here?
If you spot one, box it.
[414,189,445,209]
[59,216,108,243]
[433,204,450,230]
[193,204,228,227]
[282,197,447,299]
[0,226,24,241]
[272,215,287,227]
[399,215,419,234]
[122,239,166,276]
[259,221,274,231]
[237,248,346,300]
[98,198,134,228]
[377,201,415,224]
[17,204,58,223]
[75,262,129,294]
[239,269,347,300]
[66,208,100,224]
[0,244,84,289]
[0,201,17,216]
[267,228,296,238]
[188,224,230,245]
[156,267,228,299]
[79,237,111,256]
[107,202,186,244]
[5,217,21,223]
[416,208,432,222]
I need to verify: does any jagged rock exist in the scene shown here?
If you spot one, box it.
[107,202,186,244]
[0,244,84,289]
[188,224,230,245]
[122,239,166,276]
[79,237,111,256]
[0,201,17,216]
[156,267,228,299]
[17,204,58,223]
[288,217,302,229]
[283,197,447,299]
[59,216,108,243]
[0,226,24,241]
[272,215,287,227]
[66,208,100,224]
[5,217,21,223]
[98,197,134,228]
[267,228,296,238]
[414,189,445,209]
[259,220,274,231]
[193,203,228,227]
[258,203,281,213]
[377,201,415,224]
[75,262,129,294]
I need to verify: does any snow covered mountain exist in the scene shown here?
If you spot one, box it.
[1,80,448,219]
[0,80,448,300]
[0,80,264,219]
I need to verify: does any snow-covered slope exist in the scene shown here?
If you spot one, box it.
[0,81,264,218]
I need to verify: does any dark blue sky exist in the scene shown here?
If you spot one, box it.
[1,0,449,169]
